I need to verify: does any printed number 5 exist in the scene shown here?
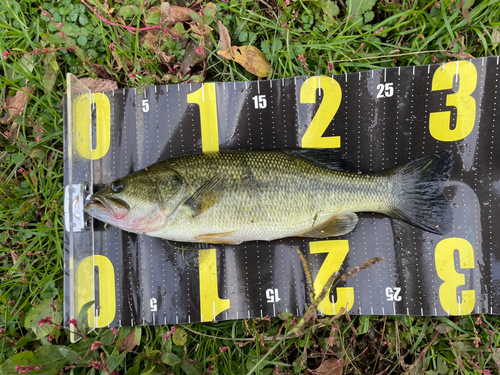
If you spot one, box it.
[142,99,149,113]
[429,61,477,142]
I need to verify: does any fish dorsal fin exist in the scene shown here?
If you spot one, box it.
[299,213,358,238]
[282,149,353,171]
[183,173,225,217]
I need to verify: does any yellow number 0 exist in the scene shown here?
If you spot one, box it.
[311,240,354,314]
[76,255,116,327]
[429,61,477,142]
[300,76,342,148]
[74,93,111,160]
[435,238,475,315]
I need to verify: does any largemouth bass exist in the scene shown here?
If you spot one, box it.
[84,149,453,244]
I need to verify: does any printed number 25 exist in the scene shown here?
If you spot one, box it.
[300,76,342,149]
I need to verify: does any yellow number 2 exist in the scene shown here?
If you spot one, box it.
[310,240,354,314]
[429,61,477,142]
[300,76,342,148]
[435,238,475,315]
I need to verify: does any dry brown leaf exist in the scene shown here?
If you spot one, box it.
[118,329,137,352]
[217,46,271,78]
[160,3,191,24]
[445,51,474,60]
[2,87,34,124]
[492,29,500,45]
[217,20,231,50]
[79,78,118,93]
[111,50,124,71]
[315,359,345,375]
[46,150,57,179]
[181,40,210,75]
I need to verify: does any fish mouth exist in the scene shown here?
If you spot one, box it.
[84,195,130,220]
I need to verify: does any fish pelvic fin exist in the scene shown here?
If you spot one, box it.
[299,213,358,238]
[389,150,453,235]
[194,230,238,243]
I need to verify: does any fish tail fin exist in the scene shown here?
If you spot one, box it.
[389,151,454,235]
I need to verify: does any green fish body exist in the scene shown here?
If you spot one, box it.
[84,149,453,244]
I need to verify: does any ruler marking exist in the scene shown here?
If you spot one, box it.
[202,83,205,102]
[213,301,216,321]
[318,76,321,97]
[273,303,276,317]
[257,80,260,94]
[384,68,387,81]
[393,302,396,315]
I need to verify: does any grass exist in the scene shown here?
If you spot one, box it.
[1,0,500,373]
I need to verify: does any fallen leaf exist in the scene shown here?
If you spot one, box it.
[111,50,124,71]
[181,40,210,75]
[46,150,56,179]
[218,45,272,77]
[172,326,187,346]
[217,20,231,50]
[315,358,345,375]
[43,50,59,103]
[2,87,35,124]
[79,78,118,93]
[492,29,500,45]
[160,3,191,24]
[445,52,474,60]
[118,329,137,352]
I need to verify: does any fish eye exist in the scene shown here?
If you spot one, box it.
[110,180,124,193]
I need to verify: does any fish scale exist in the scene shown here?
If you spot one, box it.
[84,150,453,244]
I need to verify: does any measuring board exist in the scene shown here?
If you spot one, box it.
[64,56,500,330]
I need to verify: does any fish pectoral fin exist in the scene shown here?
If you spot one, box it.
[300,213,358,238]
[183,173,226,217]
[194,230,238,244]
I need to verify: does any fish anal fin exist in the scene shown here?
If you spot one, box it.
[300,213,358,238]
[195,230,238,244]
[184,173,225,217]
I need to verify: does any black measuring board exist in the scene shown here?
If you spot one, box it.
[64,56,500,329]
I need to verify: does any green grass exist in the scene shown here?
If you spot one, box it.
[1,0,500,374]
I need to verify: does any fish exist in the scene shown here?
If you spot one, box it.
[83,149,454,244]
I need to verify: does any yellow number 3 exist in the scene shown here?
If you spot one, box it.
[435,238,475,315]
[429,61,477,142]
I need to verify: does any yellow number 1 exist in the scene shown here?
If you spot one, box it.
[187,83,219,152]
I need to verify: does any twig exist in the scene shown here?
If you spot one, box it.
[328,50,449,64]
